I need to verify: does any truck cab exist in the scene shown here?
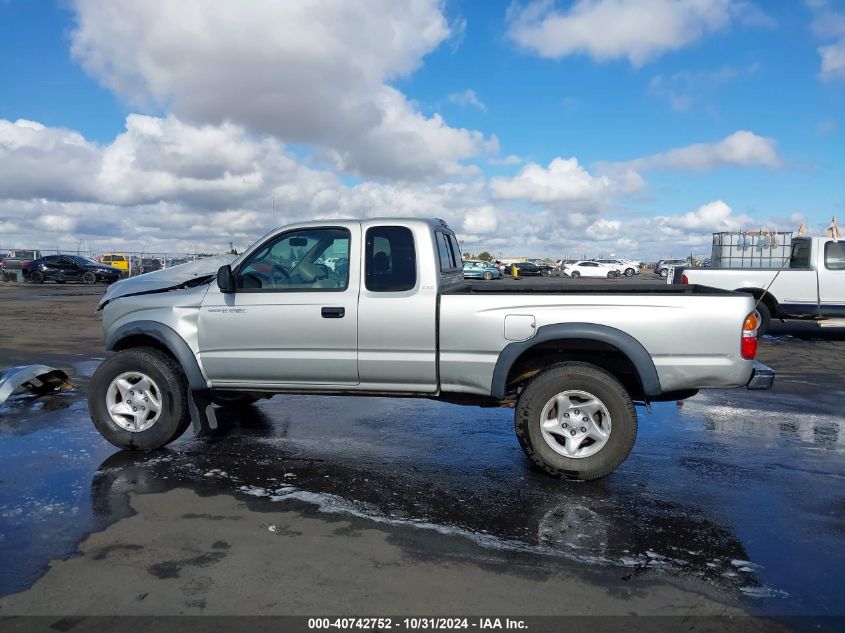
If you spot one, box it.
[201,219,462,392]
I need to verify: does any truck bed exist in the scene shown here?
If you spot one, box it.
[444,282,736,295]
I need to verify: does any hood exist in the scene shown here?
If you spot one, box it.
[97,254,236,310]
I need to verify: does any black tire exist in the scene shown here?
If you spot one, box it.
[29,270,44,284]
[570,271,580,278]
[88,348,191,450]
[209,391,260,408]
[514,362,637,480]
[659,269,668,278]
[754,301,772,338]
[483,271,493,280]
[82,271,97,285]
[606,271,615,279]
[625,268,635,277]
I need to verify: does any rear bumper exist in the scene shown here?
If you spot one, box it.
[747,361,775,390]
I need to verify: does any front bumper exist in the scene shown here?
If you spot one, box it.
[747,361,775,390]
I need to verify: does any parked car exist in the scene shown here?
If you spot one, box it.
[89,217,773,481]
[463,261,502,280]
[27,255,121,285]
[2,249,42,281]
[535,263,555,276]
[99,253,130,277]
[594,259,639,277]
[677,236,845,336]
[140,258,163,274]
[511,262,543,276]
[654,259,687,277]
[564,261,622,279]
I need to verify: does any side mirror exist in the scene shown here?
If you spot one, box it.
[217,265,235,293]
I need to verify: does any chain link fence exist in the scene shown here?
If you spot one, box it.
[1,246,229,282]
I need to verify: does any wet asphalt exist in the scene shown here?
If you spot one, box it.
[1,337,844,618]
[1,276,844,620]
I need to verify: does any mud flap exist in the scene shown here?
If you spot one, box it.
[188,389,219,436]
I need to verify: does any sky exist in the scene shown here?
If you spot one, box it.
[0,0,843,259]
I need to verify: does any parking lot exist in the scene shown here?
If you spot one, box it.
[1,278,844,625]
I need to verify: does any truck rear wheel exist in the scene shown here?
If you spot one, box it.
[514,362,637,480]
[754,301,772,338]
[29,271,44,284]
[88,348,191,450]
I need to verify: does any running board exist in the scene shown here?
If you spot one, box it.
[817,319,845,328]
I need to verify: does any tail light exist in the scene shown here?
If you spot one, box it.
[22,261,29,268]
[741,312,758,360]
[681,274,689,284]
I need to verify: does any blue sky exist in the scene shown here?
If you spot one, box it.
[0,0,843,257]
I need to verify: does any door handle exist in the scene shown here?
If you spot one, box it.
[321,307,345,318]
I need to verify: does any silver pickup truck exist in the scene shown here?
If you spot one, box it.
[89,218,774,480]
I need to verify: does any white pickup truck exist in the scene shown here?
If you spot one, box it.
[676,236,845,335]
[88,218,774,480]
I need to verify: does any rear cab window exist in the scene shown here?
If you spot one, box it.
[824,241,845,270]
[365,226,417,292]
[790,240,811,268]
[435,230,461,273]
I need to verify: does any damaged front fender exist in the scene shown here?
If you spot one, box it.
[0,365,74,406]
[97,254,236,311]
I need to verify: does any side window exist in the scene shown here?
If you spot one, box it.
[825,242,845,270]
[237,227,350,291]
[103,256,113,263]
[447,234,462,267]
[436,231,461,272]
[436,232,452,271]
[366,226,416,292]
[790,240,811,269]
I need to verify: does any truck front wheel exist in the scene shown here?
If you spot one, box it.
[514,362,637,480]
[88,348,191,450]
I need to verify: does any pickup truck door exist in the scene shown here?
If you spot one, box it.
[198,225,360,386]
[355,225,439,393]
[818,239,845,315]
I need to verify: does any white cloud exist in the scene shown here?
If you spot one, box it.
[0,116,795,262]
[489,154,524,166]
[648,66,743,111]
[585,218,622,240]
[448,89,487,111]
[819,40,845,81]
[662,199,748,231]
[614,130,781,172]
[70,0,494,180]
[5,113,338,211]
[506,0,767,66]
[462,207,499,234]
[809,2,845,81]
[0,119,101,202]
[490,157,639,206]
